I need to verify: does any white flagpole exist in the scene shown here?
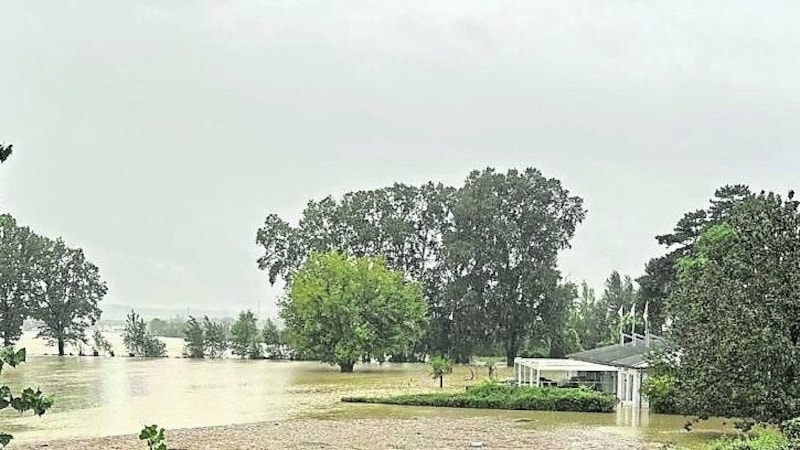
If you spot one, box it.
[629,303,636,341]
[618,306,624,344]
[643,301,650,344]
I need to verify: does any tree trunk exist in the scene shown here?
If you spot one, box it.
[505,341,518,368]
[340,361,355,373]
[58,339,66,357]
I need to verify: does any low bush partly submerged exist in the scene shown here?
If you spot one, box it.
[342,381,615,413]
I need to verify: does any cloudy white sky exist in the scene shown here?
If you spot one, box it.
[1,1,798,317]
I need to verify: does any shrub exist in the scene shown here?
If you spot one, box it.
[123,311,167,357]
[342,380,614,413]
[642,374,680,414]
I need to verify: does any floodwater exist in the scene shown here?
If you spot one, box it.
[0,333,732,447]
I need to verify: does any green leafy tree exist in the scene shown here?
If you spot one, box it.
[91,329,113,356]
[262,318,281,346]
[123,310,166,357]
[667,190,800,424]
[444,168,585,366]
[204,317,227,359]
[0,143,53,447]
[281,252,427,372]
[257,182,456,361]
[262,318,284,359]
[30,238,107,356]
[230,310,261,359]
[638,185,753,333]
[0,215,39,346]
[429,356,453,388]
[183,316,205,359]
[598,271,640,342]
[568,281,611,351]
[540,282,580,357]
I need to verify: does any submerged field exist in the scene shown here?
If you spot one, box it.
[0,338,733,449]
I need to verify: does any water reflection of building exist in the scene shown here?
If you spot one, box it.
[513,334,662,409]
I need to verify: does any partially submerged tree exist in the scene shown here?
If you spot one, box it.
[262,318,283,359]
[91,329,113,356]
[30,238,107,356]
[203,317,227,359]
[429,356,453,388]
[123,310,166,357]
[183,316,205,359]
[230,310,261,359]
[281,252,427,372]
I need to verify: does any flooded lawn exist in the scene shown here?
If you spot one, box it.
[0,338,733,448]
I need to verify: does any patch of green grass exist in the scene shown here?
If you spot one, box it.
[341,381,615,413]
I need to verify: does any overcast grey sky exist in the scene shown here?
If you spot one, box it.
[1,1,798,317]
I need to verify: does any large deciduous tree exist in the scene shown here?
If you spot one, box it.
[444,168,585,365]
[257,182,455,359]
[667,190,800,424]
[0,142,53,447]
[281,252,426,372]
[0,215,39,346]
[30,238,107,356]
[257,168,583,364]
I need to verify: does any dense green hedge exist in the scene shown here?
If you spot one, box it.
[342,382,615,413]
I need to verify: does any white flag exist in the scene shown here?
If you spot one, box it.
[630,303,636,319]
[643,302,649,321]
[618,305,624,319]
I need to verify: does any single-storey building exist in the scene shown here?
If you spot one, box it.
[513,334,661,408]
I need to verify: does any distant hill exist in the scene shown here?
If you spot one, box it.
[100,304,238,321]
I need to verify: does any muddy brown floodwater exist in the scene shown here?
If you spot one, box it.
[0,334,733,449]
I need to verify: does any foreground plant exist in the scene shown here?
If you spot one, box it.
[139,424,167,450]
[0,347,54,448]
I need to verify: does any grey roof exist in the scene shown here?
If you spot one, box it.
[567,337,663,368]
